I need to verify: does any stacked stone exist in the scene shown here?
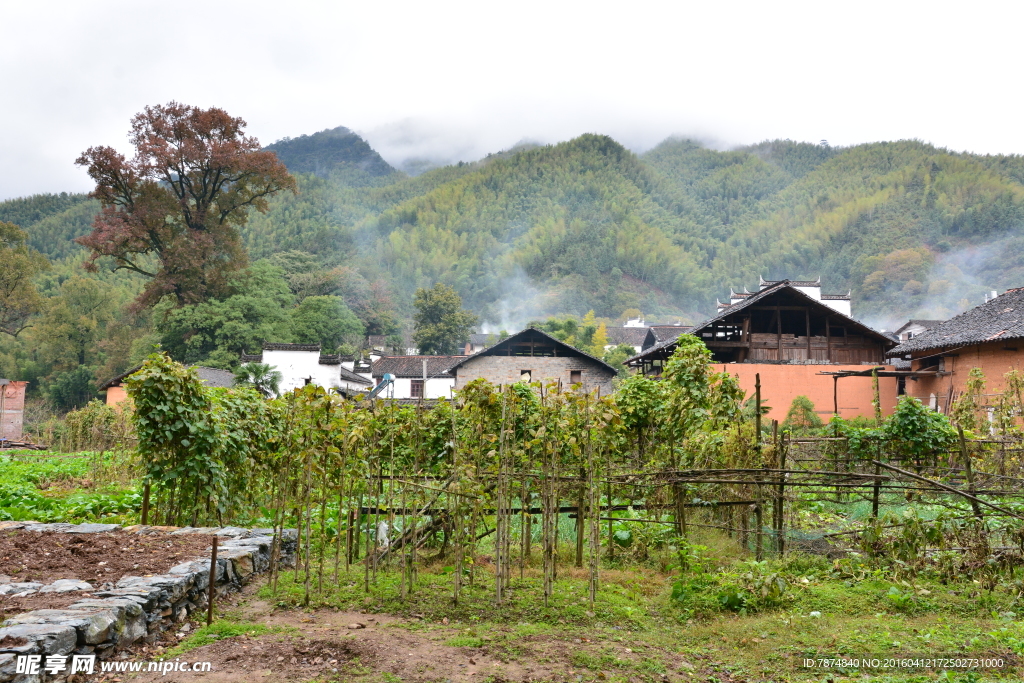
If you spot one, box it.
[0,523,296,682]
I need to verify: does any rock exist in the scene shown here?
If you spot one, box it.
[39,579,94,593]
[347,623,366,629]
[180,623,191,633]
[219,548,255,581]
[21,523,77,533]
[0,653,16,679]
[0,582,43,596]
[214,526,250,538]
[170,527,220,536]
[7,607,120,646]
[93,586,163,610]
[0,575,10,585]
[67,599,145,646]
[0,521,27,531]
[0,623,77,656]
[65,523,122,534]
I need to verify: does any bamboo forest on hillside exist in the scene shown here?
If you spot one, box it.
[4,127,1024,412]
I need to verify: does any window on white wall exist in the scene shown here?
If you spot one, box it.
[410,379,424,398]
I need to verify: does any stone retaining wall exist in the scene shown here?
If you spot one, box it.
[0,523,296,682]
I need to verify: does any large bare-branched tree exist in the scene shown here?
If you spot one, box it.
[76,102,296,308]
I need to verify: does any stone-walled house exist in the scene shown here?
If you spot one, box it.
[450,328,618,394]
[887,287,1024,413]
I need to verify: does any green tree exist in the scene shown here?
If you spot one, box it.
[291,295,365,351]
[603,343,637,377]
[781,395,824,433]
[412,283,478,355]
[37,277,114,370]
[0,221,48,337]
[155,261,294,368]
[46,366,97,412]
[234,362,281,398]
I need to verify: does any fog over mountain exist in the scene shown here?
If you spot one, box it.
[2,0,1022,200]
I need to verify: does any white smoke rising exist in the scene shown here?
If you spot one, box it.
[478,266,549,334]
[861,234,1024,332]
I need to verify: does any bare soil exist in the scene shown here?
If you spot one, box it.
[115,584,722,683]
[0,530,215,615]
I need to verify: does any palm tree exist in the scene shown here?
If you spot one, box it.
[233,363,282,398]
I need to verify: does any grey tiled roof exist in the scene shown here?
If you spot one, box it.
[888,287,1024,356]
[372,356,466,378]
[447,327,619,374]
[605,327,649,347]
[193,366,235,388]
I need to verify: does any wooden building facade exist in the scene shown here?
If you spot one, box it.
[625,281,899,420]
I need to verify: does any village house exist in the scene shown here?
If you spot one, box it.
[240,343,373,395]
[894,319,945,342]
[626,280,900,421]
[100,365,236,406]
[639,324,692,353]
[603,326,650,354]
[464,333,503,355]
[370,356,465,399]
[0,379,28,442]
[450,328,618,394]
[886,286,1024,413]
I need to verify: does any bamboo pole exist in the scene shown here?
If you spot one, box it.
[207,536,218,626]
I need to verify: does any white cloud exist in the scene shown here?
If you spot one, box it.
[2,0,1022,198]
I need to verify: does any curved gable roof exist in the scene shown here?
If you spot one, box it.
[448,327,619,374]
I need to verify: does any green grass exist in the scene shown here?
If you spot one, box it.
[255,536,1024,681]
[164,619,290,656]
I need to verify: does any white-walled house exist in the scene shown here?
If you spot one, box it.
[370,356,465,399]
[241,343,372,395]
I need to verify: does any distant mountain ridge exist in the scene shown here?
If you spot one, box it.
[4,128,1024,329]
[264,126,399,184]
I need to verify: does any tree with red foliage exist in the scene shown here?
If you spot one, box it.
[76,103,296,308]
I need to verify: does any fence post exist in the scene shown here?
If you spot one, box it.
[754,503,763,561]
[141,482,151,526]
[207,536,218,626]
[775,427,786,555]
[754,374,762,455]
[575,467,585,568]
[958,426,984,520]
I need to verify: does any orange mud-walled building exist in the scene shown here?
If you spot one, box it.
[711,363,897,422]
[888,287,1024,413]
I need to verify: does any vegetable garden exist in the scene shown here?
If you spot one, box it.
[93,338,1024,622]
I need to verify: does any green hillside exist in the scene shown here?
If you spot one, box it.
[264,126,400,185]
[6,134,1024,326]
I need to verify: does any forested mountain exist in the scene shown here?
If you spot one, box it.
[3,127,1024,408]
[264,126,399,185]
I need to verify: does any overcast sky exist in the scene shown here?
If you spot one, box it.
[2,0,1021,200]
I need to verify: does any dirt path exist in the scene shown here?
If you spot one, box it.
[123,603,567,682]
[116,584,713,683]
